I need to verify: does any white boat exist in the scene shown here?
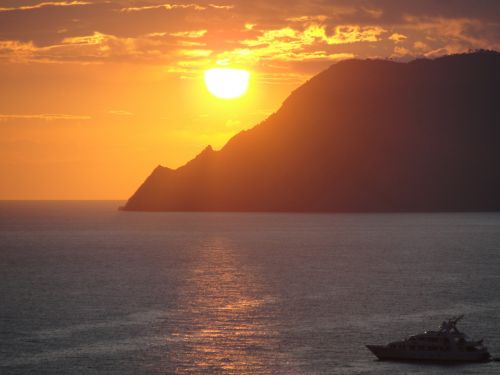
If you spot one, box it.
[367,315,491,362]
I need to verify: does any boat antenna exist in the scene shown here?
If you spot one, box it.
[449,315,464,333]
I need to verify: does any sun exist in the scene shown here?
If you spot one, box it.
[204,68,250,99]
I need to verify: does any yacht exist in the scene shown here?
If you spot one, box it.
[366,315,491,362]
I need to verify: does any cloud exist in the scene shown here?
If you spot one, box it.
[217,46,353,65]
[389,33,407,42]
[209,23,382,67]
[402,16,500,51]
[0,40,37,61]
[120,3,204,12]
[413,41,427,50]
[268,51,355,62]
[322,24,387,44]
[170,30,208,38]
[120,3,233,13]
[1,1,498,79]
[391,46,412,58]
[243,24,386,49]
[176,40,206,47]
[61,32,108,45]
[287,15,329,23]
[207,4,234,10]
[362,7,383,19]
[0,32,179,64]
[0,1,91,13]
[0,114,91,121]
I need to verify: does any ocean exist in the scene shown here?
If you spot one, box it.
[1,201,499,374]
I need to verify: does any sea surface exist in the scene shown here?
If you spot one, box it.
[1,201,500,374]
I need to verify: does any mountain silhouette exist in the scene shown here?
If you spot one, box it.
[123,51,500,212]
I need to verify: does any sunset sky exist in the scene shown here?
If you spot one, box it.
[1,0,500,199]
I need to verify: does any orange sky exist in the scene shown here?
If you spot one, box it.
[1,0,499,199]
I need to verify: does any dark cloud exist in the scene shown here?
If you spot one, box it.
[0,0,498,77]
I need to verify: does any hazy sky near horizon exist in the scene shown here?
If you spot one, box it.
[1,0,500,199]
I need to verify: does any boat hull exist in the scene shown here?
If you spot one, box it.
[366,345,491,363]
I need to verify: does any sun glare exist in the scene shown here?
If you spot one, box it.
[204,68,250,99]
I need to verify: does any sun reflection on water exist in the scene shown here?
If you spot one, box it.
[163,238,285,374]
